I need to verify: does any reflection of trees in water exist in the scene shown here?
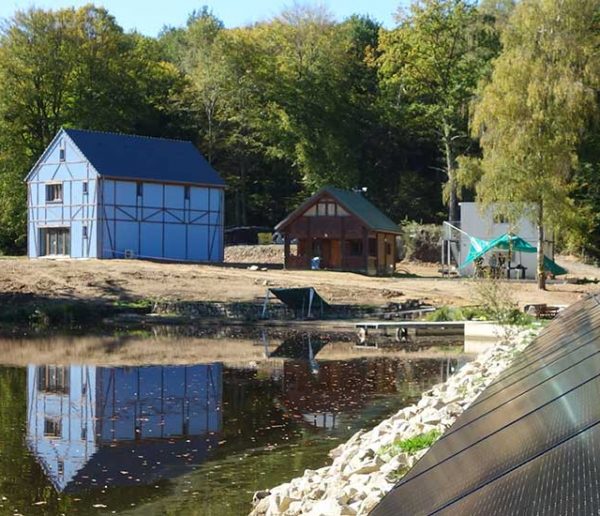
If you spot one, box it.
[220,368,304,451]
[279,357,460,429]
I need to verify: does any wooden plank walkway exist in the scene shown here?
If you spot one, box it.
[355,320,465,346]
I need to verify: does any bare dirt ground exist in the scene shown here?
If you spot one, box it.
[0,246,597,309]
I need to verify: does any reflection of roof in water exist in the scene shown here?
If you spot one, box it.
[64,435,219,493]
[269,335,327,359]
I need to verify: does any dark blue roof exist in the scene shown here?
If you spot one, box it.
[64,128,224,186]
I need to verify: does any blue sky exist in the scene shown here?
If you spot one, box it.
[0,1,405,35]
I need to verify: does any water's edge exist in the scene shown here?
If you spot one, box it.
[250,326,539,515]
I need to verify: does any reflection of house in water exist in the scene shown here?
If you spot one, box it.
[281,358,461,430]
[27,364,222,492]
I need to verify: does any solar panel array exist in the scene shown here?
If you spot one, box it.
[372,294,600,516]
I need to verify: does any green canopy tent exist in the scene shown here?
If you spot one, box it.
[459,232,567,276]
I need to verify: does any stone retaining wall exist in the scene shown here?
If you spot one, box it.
[151,299,430,322]
[250,325,539,516]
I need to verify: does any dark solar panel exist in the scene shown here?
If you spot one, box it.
[372,294,600,516]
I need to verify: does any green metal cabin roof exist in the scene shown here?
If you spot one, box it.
[276,186,401,234]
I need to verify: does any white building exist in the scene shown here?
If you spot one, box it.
[450,202,553,280]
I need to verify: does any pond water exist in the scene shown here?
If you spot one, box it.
[0,328,469,515]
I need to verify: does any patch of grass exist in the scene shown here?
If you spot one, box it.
[425,304,535,326]
[113,299,154,312]
[379,429,442,457]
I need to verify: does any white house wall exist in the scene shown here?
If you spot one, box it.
[27,135,98,258]
[26,365,98,492]
[100,179,224,262]
[459,202,552,279]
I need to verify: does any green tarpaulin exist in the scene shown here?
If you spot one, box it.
[459,232,567,276]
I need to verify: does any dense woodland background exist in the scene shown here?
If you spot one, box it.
[0,0,598,258]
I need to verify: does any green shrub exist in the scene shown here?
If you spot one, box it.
[400,221,441,262]
[379,429,442,457]
[258,232,272,245]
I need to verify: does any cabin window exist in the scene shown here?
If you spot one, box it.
[37,366,70,394]
[137,182,143,197]
[46,183,63,203]
[305,201,347,217]
[40,228,70,256]
[347,240,363,256]
[44,417,62,438]
[82,181,88,195]
[316,202,336,216]
[59,148,66,162]
[82,226,88,239]
[369,238,377,257]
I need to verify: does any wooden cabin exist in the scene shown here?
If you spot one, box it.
[275,187,401,276]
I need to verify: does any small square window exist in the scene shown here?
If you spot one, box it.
[44,417,62,438]
[59,148,65,161]
[82,226,88,239]
[46,183,63,203]
[82,181,88,195]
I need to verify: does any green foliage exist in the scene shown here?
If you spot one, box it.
[0,1,598,258]
[400,221,441,262]
[468,0,600,287]
[379,429,442,457]
[471,278,534,326]
[377,0,500,221]
[257,232,272,245]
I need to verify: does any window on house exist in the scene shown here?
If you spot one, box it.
[59,148,66,161]
[40,228,70,256]
[44,417,62,438]
[46,183,63,203]
[369,238,377,257]
[82,226,88,239]
[347,240,363,256]
[385,242,392,255]
[137,182,143,197]
[37,366,70,394]
[82,181,88,195]
[305,206,317,217]
[57,460,65,477]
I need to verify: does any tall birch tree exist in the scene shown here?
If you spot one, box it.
[470,0,600,289]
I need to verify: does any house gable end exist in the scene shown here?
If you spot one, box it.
[25,129,99,183]
[276,187,400,234]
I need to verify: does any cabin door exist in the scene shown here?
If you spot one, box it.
[330,240,342,269]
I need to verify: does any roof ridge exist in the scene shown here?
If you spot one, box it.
[63,127,193,144]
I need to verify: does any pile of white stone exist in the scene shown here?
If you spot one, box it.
[250,327,537,516]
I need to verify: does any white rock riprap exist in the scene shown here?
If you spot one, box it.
[250,326,539,516]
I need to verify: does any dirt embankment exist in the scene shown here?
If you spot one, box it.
[0,248,597,313]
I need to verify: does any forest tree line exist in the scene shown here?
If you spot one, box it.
[0,0,598,259]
